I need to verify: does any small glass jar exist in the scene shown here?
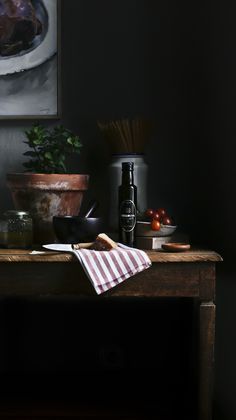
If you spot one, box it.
[0,210,33,249]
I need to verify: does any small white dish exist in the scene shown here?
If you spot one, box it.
[136,221,177,237]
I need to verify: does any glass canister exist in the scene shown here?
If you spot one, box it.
[0,210,33,249]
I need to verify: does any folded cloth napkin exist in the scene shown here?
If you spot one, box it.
[43,243,151,295]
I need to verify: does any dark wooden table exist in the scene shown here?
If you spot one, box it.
[0,248,222,420]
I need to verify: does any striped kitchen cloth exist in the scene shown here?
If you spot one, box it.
[43,243,151,294]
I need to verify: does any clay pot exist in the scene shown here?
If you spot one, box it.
[6,173,89,244]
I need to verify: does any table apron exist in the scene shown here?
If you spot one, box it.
[0,261,215,300]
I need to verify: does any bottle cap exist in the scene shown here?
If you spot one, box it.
[122,162,134,171]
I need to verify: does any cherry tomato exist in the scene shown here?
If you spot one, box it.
[151,219,161,231]
[156,208,166,219]
[162,216,173,225]
[152,211,161,221]
[145,208,154,219]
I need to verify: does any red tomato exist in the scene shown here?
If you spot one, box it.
[145,208,154,219]
[156,208,166,219]
[152,211,161,221]
[151,219,161,231]
[162,216,173,225]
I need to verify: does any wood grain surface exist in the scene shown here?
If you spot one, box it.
[0,248,223,263]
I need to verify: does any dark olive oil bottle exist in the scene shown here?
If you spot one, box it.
[118,162,137,247]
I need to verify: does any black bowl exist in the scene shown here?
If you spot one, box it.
[53,216,104,244]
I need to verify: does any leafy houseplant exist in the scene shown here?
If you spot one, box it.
[23,124,82,174]
[7,124,89,244]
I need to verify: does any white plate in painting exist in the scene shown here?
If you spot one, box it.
[0,0,57,76]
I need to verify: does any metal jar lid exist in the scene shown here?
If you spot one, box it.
[3,210,31,219]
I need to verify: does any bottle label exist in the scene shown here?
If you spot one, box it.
[119,200,136,232]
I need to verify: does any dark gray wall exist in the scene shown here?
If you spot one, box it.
[0,1,235,418]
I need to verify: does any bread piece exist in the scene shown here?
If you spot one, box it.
[72,234,117,251]
[92,233,118,251]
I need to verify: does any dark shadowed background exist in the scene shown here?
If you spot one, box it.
[0,1,235,418]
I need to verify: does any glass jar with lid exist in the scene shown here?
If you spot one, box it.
[0,210,33,249]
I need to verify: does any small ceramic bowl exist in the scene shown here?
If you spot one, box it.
[136,221,177,237]
[53,216,104,244]
[162,243,190,252]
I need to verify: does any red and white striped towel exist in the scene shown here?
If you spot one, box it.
[43,243,151,294]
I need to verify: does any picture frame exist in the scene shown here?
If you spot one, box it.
[0,0,61,120]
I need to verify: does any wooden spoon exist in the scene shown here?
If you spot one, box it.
[161,243,191,252]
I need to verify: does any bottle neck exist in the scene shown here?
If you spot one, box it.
[122,169,134,185]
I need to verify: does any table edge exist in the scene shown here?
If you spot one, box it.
[0,249,223,263]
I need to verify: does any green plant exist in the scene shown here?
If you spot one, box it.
[23,124,82,173]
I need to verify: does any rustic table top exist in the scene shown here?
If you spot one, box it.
[0,248,223,263]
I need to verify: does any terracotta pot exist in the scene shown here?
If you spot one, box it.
[6,173,89,244]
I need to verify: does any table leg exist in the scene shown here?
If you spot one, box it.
[199,301,216,420]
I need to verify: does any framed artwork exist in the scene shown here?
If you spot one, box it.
[0,0,61,119]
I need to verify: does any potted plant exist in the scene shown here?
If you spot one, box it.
[7,124,89,244]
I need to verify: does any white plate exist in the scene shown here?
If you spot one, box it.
[136,221,177,237]
[0,0,57,75]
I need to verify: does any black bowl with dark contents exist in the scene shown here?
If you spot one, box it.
[53,216,103,244]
